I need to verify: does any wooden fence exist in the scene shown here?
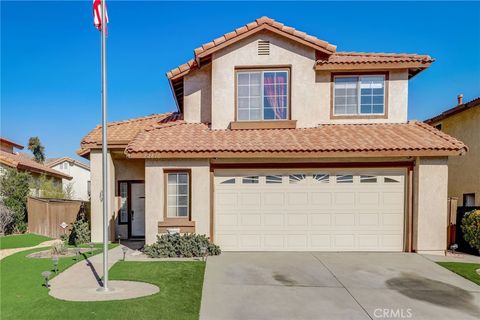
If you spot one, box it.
[27,197,88,239]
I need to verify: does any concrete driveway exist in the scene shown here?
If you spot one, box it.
[200,252,480,320]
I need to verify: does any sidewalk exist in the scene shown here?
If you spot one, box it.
[49,245,159,301]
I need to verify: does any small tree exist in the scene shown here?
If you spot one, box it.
[461,209,480,253]
[0,169,31,233]
[35,174,65,199]
[27,136,45,163]
[63,182,75,200]
[0,201,14,235]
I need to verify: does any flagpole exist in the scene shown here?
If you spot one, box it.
[100,0,109,291]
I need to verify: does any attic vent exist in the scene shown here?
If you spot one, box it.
[258,40,270,55]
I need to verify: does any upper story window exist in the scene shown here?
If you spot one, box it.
[237,70,289,121]
[333,75,386,116]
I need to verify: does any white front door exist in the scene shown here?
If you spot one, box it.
[131,183,145,237]
[214,169,406,251]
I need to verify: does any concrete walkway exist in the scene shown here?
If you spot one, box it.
[423,251,480,263]
[0,239,57,260]
[49,245,159,301]
[201,252,480,320]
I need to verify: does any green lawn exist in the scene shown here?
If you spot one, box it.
[437,262,480,285]
[0,245,206,320]
[0,233,52,249]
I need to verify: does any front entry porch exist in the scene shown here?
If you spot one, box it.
[117,180,146,240]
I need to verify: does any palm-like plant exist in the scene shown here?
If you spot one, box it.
[27,136,45,163]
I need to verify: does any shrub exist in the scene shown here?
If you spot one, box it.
[0,168,31,233]
[50,240,67,255]
[144,233,221,258]
[0,201,14,235]
[68,219,91,245]
[34,174,65,199]
[461,209,480,253]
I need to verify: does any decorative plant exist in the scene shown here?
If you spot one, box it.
[461,209,480,253]
[144,233,221,258]
[68,219,91,245]
[50,240,67,255]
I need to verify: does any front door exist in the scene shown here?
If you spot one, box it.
[130,183,145,237]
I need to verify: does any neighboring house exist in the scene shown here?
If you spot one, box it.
[46,157,91,201]
[425,95,479,207]
[79,17,466,254]
[0,137,71,193]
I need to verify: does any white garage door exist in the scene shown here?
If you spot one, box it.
[214,169,405,251]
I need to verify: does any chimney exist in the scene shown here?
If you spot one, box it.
[457,94,463,105]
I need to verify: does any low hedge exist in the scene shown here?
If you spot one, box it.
[144,233,221,258]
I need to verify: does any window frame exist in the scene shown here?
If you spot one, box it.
[331,71,389,119]
[164,169,191,220]
[463,193,476,207]
[118,181,130,224]
[235,66,291,122]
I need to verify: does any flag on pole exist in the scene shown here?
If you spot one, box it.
[93,0,109,31]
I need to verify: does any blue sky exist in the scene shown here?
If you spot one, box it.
[2,1,479,162]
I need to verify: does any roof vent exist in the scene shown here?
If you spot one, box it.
[258,40,270,55]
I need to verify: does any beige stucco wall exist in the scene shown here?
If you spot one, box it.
[430,107,479,206]
[144,159,210,244]
[184,63,212,123]
[184,31,409,129]
[413,157,448,254]
[90,150,115,243]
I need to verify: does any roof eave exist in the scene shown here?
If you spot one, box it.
[125,149,465,159]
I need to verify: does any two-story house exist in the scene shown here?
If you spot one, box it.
[46,157,91,201]
[0,137,72,193]
[425,95,479,207]
[78,17,466,254]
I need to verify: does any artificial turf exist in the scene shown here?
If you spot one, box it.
[0,233,52,249]
[437,261,480,285]
[0,245,206,320]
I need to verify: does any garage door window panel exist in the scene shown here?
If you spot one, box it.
[313,174,330,183]
[360,175,377,183]
[289,174,307,184]
[266,175,283,184]
[242,176,259,184]
[336,175,353,183]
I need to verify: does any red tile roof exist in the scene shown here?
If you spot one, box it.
[425,97,480,124]
[316,52,433,67]
[125,121,466,159]
[78,112,181,157]
[0,151,72,180]
[0,137,24,150]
